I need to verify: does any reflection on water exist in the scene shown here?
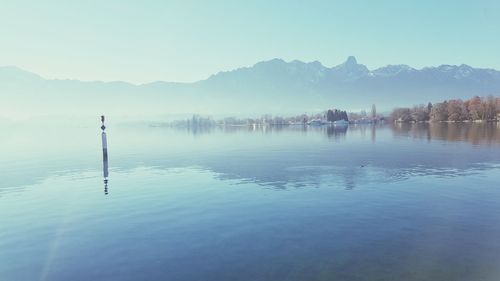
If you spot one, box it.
[179,123,500,189]
[172,122,500,146]
[104,178,109,195]
[392,122,500,145]
[1,123,500,191]
[326,125,348,140]
[2,122,500,281]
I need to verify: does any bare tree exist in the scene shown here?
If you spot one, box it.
[430,102,449,122]
[393,96,500,123]
[411,104,427,122]
[447,99,468,122]
[391,107,412,122]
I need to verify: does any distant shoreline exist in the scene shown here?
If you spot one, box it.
[393,120,499,124]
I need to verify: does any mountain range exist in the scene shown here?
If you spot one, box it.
[1,56,500,119]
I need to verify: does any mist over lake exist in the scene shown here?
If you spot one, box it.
[2,1,500,280]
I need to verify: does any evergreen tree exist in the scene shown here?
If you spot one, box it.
[327,109,334,122]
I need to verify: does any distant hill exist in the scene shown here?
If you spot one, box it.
[1,57,500,118]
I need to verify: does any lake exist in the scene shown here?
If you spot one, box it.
[1,122,500,281]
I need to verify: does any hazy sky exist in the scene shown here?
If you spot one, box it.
[1,0,499,84]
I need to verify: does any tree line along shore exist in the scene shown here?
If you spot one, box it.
[391,96,500,123]
[161,96,500,128]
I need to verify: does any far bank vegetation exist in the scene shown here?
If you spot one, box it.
[391,96,500,123]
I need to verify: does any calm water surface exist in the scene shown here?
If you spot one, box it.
[1,122,500,281]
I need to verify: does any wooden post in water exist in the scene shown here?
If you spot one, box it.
[101,115,109,194]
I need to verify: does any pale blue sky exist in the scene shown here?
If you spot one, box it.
[1,0,499,83]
